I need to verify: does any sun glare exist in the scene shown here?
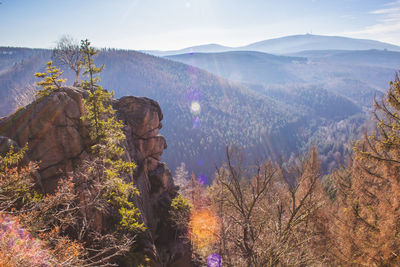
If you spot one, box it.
[190,101,201,114]
[189,208,220,248]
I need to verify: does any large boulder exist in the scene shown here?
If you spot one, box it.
[0,87,89,191]
[0,87,192,266]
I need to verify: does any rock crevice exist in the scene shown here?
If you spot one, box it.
[0,87,190,266]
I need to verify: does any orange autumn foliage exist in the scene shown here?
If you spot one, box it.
[334,73,400,266]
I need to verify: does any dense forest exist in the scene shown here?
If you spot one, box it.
[3,44,398,177]
[1,37,400,266]
[174,72,400,266]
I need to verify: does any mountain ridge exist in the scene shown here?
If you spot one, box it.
[0,47,316,178]
[143,34,400,56]
[0,46,365,176]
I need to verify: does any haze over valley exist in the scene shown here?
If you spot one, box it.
[2,0,400,265]
[2,34,400,176]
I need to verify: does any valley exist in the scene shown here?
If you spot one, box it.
[2,35,399,177]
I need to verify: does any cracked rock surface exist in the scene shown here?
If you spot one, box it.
[0,87,192,266]
[0,87,89,191]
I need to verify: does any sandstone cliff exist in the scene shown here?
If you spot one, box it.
[0,87,191,266]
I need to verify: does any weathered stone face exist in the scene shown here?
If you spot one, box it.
[0,87,89,191]
[0,87,191,266]
[115,96,167,172]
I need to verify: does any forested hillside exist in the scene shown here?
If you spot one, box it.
[3,0,400,264]
[166,48,400,172]
[194,73,400,266]
[167,51,306,84]
[167,49,399,106]
[0,46,366,177]
[1,39,400,266]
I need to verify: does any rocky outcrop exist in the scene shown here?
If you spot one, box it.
[0,87,89,191]
[0,87,191,266]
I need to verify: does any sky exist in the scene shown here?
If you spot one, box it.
[1,0,400,50]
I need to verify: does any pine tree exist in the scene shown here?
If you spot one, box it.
[79,39,144,233]
[34,61,66,97]
[79,39,104,93]
[335,73,400,265]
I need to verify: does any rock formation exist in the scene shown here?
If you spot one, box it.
[0,87,191,266]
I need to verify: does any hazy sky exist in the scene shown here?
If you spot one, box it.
[1,0,400,50]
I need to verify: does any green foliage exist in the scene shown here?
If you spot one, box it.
[83,89,117,145]
[0,144,27,171]
[79,39,143,233]
[169,194,192,231]
[5,41,145,263]
[119,204,142,232]
[171,193,192,211]
[0,144,38,210]
[0,155,98,266]
[80,39,122,148]
[102,169,144,232]
[34,61,66,97]
[80,39,104,93]
[0,145,135,265]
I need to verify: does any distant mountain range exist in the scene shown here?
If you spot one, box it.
[288,49,400,69]
[1,34,400,176]
[0,46,363,177]
[166,49,398,107]
[144,44,232,57]
[144,34,400,56]
[167,51,306,84]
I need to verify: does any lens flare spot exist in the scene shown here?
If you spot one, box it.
[198,174,208,185]
[189,209,220,249]
[207,253,222,267]
[191,101,201,114]
[193,117,200,129]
